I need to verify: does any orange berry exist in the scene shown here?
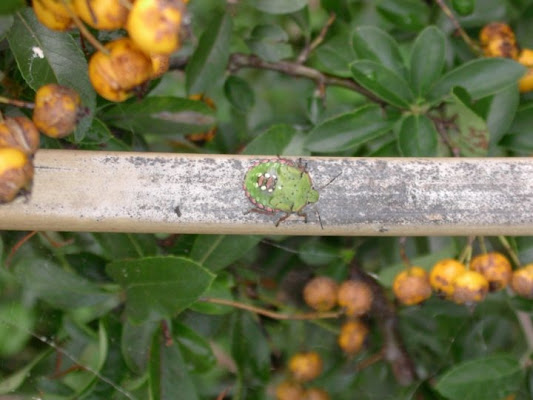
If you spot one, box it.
[337,319,368,355]
[392,266,432,306]
[0,116,40,155]
[126,0,184,55]
[479,22,516,46]
[88,37,153,102]
[482,37,519,59]
[33,0,74,31]
[452,270,489,304]
[32,84,81,138]
[288,352,323,382]
[510,264,533,299]
[430,259,466,298]
[275,380,305,400]
[337,280,373,316]
[73,0,131,30]
[0,147,34,203]
[303,387,330,400]
[303,276,338,312]
[150,53,171,79]
[470,252,512,291]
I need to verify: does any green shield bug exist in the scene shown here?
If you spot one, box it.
[243,158,336,227]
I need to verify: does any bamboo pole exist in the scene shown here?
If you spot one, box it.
[0,150,532,236]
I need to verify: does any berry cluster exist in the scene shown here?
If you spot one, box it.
[393,252,533,306]
[479,22,533,92]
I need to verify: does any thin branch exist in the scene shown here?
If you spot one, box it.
[200,297,342,320]
[434,0,482,55]
[297,13,336,64]
[228,53,386,105]
[349,263,417,386]
[0,96,34,109]
[498,235,522,268]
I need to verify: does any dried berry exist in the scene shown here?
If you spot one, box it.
[0,116,40,155]
[275,380,305,400]
[452,270,489,304]
[303,276,338,312]
[288,352,323,382]
[0,147,34,203]
[336,280,373,316]
[88,37,153,102]
[337,319,368,355]
[510,264,533,299]
[470,252,512,291]
[430,259,466,298]
[393,266,432,306]
[32,84,81,138]
[73,0,130,30]
[126,0,184,55]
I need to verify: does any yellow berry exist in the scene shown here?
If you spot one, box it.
[452,270,489,304]
[33,0,74,31]
[32,84,81,138]
[0,116,40,156]
[336,280,373,316]
[479,22,516,46]
[511,264,533,299]
[73,0,131,30]
[288,352,323,383]
[470,252,512,291]
[275,380,305,400]
[337,319,368,355]
[430,259,467,298]
[126,0,184,55]
[482,37,519,59]
[302,276,338,312]
[88,38,153,102]
[0,147,34,203]
[392,266,432,306]
[150,53,171,79]
[519,68,533,93]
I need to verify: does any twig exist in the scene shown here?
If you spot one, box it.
[434,0,482,55]
[349,263,417,386]
[200,297,342,320]
[399,237,411,268]
[297,13,336,64]
[0,96,34,109]
[228,53,386,105]
[498,236,522,268]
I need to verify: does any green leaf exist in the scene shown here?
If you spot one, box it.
[186,12,232,94]
[313,26,355,77]
[174,321,216,373]
[189,272,235,314]
[409,26,446,97]
[7,9,95,139]
[231,312,270,382]
[0,0,25,15]
[435,354,523,400]
[14,258,115,309]
[0,15,13,40]
[352,26,406,77]
[246,24,293,62]
[107,256,215,323]
[305,105,392,152]
[428,58,526,101]
[149,325,199,400]
[350,60,415,108]
[441,88,489,156]
[102,97,216,135]
[252,0,307,14]
[224,75,255,112]
[242,124,299,155]
[0,348,51,394]
[500,103,533,152]
[377,0,430,31]
[190,235,261,271]
[0,303,34,357]
[121,319,157,374]
[396,114,438,156]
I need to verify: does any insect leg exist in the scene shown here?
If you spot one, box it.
[275,212,291,227]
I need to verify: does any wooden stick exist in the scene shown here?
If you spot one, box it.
[0,150,532,235]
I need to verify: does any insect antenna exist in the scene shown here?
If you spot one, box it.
[316,171,342,191]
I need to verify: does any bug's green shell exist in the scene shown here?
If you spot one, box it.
[243,159,318,213]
